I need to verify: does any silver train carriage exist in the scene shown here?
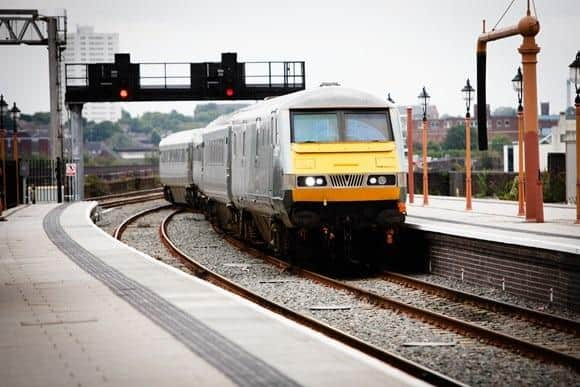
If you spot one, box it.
[160,85,408,256]
[159,129,201,205]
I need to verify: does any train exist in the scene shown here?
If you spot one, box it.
[159,85,407,261]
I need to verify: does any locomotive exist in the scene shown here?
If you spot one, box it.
[159,85,407,260]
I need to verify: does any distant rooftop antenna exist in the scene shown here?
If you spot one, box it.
[387,93,395,104]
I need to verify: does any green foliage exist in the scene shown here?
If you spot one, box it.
[150,130,162,145]
[490,135,511,153]
[84,120,121,142]
[542,172,566,203]
[84,175,110,197]
[109,132,135,149]
[20,112,51,124]
[497,176,518,200]
[477,151,501,170]
[192,103,249,127]
[442,124,477,150]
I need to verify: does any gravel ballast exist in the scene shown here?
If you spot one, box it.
[97,204,580,386]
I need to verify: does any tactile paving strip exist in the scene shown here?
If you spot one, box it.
[43,205,300,387]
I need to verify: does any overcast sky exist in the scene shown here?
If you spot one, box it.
[1,0,578,118]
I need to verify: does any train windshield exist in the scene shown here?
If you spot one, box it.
[292,110,392,143]
[293,113,339,143]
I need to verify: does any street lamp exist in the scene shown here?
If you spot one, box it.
[461,79,475,210]
[569,51,580,223]
[512,67,525,216]
[10,102,20,205]
[418,86,430,205]
[0,95,7,211]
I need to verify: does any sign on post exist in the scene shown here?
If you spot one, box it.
[65,163,77,177]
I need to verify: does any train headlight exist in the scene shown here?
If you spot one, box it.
[297,176,327,187]
[367,175,396,186]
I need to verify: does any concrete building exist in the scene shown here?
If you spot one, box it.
[62,26,120,123]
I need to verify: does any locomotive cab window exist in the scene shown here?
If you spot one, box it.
[291,110,393,143]
[293,113,339,143]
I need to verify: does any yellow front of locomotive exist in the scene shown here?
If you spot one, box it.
[282,108,407,232]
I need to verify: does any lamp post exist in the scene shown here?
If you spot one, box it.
[0,95,7,211]
[406,107,414,204]
[10,103,20,205]
[418,87,430,205]
[512,67,525,216]
[569,51,580,224]
[461,79,475,210]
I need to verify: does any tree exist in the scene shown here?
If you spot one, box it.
[150,130,162,145]
[442,124,477,150]
[84,120,121,142]
[428,141,441,153]
[490,135,511,153]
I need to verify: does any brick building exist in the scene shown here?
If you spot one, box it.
[400,103,559,145]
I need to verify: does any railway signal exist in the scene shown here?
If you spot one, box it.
[65,52,305,103]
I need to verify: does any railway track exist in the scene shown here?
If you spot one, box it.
[111,205,579,383]
[221,233,580,371]
[91,187,164,209]
[113,205,463,387]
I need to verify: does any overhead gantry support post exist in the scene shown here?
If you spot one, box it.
[47,17,62,161]
[0,9,67,162]
[68,103,84,200]
[476,9,544,222]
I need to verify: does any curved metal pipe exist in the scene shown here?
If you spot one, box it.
[475,25,521,151]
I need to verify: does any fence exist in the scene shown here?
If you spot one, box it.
[411,171,567,203]
[3,158,80,207]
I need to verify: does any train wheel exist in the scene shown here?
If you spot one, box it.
[163,186,174,204]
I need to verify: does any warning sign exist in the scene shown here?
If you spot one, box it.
[66,163,77,177]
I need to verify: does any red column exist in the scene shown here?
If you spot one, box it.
[422,119,429,206]
[406,108,414,204]
[519,35,543,222]
[517,109,525,216]
[465,116,472,210]
[575,102,580,223]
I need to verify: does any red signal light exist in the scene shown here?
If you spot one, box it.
[225,88,234,97]
[119,89,129,99]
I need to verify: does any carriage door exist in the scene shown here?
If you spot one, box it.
[226,126,234,203]
[271,111,282,198]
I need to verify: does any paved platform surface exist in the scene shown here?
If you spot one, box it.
[0,202,425,387]
[406,196,580,254]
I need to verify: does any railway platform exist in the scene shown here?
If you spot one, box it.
[406,195,579,254]
[405,196,579,308]
[0,202,425,387]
